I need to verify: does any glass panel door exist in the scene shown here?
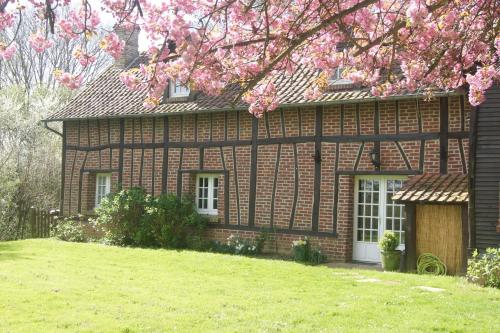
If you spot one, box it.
[385,179,406,245]
[353,176,406,262]
[356,179,380,243]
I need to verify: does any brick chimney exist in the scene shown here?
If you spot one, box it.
[114,25,140,68]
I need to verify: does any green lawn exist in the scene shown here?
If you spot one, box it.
[0,240,499,333]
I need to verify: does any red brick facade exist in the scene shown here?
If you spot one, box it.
[61,96,470,260]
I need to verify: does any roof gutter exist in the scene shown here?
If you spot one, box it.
[41,120,63,137]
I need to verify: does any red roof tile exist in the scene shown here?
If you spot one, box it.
[392,174,468,204]
[45,64,460,121]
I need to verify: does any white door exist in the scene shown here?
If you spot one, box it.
[352,176,406,263]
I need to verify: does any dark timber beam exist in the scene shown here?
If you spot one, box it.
[162,116,169,194]
[404,203,417,272]
[374,102,380,171]
[64,131,470,152]
[118,119,125,186]
[248,117,259,227]
[312,105,323,232]
[60,122,66,214]
[207,222,338,237]
[439,97,449,174]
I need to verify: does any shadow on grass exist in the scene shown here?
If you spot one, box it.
[0,241,33,262]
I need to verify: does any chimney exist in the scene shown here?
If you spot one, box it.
[114,25,140,68]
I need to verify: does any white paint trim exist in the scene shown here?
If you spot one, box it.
[95,173,111,208]
[352,175,407,263]
[196,173,219,215]
[169,80,190,98]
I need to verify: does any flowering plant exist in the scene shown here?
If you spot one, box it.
[292,237,310,262]
[227,234,258,255]
[1,1,499,115]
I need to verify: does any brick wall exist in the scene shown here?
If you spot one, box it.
[62,96,470,260]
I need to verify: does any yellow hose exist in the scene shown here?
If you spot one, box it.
[417,253,447,275]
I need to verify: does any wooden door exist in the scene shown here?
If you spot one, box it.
[416,205,464,275]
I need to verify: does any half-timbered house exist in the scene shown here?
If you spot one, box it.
[44,30,499,268]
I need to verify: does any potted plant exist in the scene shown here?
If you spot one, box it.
[379,231,401,271]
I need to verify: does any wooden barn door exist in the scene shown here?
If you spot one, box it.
[416,205,464,275]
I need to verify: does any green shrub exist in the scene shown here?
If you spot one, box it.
[149,193,207,248]
[93,188,207,249]
[53,216,87,242]
[292,238,310,262]
[291,238,327,265]
[308,249,327,265]
[467,248,500,289]
[379,231,399,252]
[94,187,153,246]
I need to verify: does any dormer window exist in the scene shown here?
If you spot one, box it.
[329,67,352,85]
[169,80,190,98]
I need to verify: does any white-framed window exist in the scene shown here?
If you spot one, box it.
[169,79,190,97]
[196,174,219,215]
[329,67,352,85]
[95,173,111,208]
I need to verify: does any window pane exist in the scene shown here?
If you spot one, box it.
[356,179,380,244]
[395,219,401,231]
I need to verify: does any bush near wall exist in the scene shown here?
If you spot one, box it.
[52,216,88,243]
[467,248,500,289]
[92,188,208,249]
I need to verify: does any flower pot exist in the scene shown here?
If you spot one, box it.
[381,250,401,271]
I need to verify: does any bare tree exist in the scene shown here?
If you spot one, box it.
[0,9,111,239]
[0,8,110,90]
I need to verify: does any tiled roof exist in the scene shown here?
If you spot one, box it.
[392,174,468,204]
[45,64,457,121]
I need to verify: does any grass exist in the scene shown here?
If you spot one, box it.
[0,240,499,333]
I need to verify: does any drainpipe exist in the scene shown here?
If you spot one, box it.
[41,120,63,137]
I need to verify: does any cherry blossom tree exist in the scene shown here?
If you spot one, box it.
[0,0,498,116]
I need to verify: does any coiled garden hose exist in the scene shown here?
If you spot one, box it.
[417,253,447,275]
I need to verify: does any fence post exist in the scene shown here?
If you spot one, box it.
[29,207,36,238]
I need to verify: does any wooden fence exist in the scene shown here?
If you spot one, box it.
[15,204,59,239]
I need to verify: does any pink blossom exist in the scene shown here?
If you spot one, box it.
[99,33,124,60]
[73,47,96,67]
[29,32,53,53]
[54,70,82,89]
[0,12,14,31]
[0,43,16,61]
[119,70,142,91]
[0,0,498,111]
